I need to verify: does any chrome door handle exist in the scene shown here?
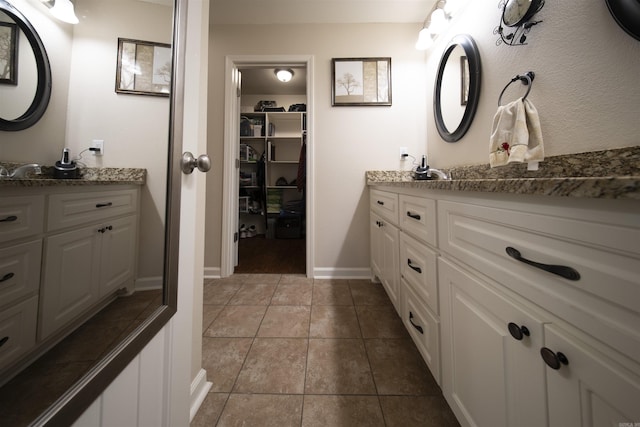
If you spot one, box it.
[181,152,211,174]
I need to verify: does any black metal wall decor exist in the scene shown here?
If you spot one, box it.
[494,0,545,46]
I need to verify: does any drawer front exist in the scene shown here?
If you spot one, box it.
[370,189,399,226]
[0,295,38,371]
[0,240,42,308]
[399,194,436,246]
[400,231,438,314]
[401,279,440,384]
[48,189,138,231]
[0,195,45,244]
[438,199,640,362]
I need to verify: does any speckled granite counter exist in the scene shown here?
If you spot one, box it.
[367,147,640,200]
[0,165,146,187]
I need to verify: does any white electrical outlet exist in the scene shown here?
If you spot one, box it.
[91,139,104,156]
[399,147,408,159]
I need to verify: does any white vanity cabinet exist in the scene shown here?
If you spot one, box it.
[370,189,400,311]
[40,189,138,340]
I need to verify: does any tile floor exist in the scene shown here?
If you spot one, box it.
[191,274,459,427]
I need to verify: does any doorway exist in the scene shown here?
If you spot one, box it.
[221,56,315,278]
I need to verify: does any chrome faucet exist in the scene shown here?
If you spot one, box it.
[8,163,42,178]
[428,168,451,180]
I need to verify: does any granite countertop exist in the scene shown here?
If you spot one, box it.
[367,147,640,200]
[0,164,146,187]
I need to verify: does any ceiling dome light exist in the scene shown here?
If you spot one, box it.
[46,0,79,24]
[275,69,294,83]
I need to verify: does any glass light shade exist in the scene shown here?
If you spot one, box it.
[444,0,463,16]
[49,0,79,24]
[429,8,447,34]
[415,27,434,50]
[275,69,294,82]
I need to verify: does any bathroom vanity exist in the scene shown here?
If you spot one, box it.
[0,168,145,381]
[367,148,640,426]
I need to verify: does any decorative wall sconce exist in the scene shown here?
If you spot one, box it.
[416,0,466,50]
[274,68,294,82]
[494,0,544,46]
[40,0,79,24]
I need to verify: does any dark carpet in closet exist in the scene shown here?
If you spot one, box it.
[235,236,305,274]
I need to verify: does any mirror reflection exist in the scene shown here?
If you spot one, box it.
[440,44,467,132]
[0,0,172,425]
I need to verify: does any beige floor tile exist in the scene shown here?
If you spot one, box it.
[258,306,310,337]
[271,283,313,305]
[365,338,440,395]
[309,305,361,338]
[302,395,385,427]
[228,283,276,305]
[305,339,376,395]
[356,305,408,338]
[349,281,393,306]
[190,393,229,427]
[313,278,350,286]
[379,396,461,427]
[201,337,253,392]
[312,283,354,305]
[202,305,224,332]
[240,273,282,285]
[203,282,240,305]
[217,394,303,427]
[279,274,314,285]
[234,338,307,394]
[204,305,266,337]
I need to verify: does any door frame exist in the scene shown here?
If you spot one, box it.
[221,55,315,278]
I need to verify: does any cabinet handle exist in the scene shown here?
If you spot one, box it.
[0,215,18,222]
[540,347,569,370]
[95,202,113,208]
[406,211,421,220]
[505,247,580,281]
[0,272,15,283]
[376,220,383,227]
[0,336,8,348]
[377,200,384,205]
[409,312,424,334]
[507,322,530,341]
[106,225,113,231]
[407,259,422,274]
[98,227,106,233]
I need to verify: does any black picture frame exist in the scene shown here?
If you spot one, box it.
[115,38,171,96]
[331,57,391,106]
[0,21,18,85]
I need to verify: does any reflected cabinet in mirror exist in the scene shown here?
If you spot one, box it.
[0,0,184,425]
[434,34,481,143]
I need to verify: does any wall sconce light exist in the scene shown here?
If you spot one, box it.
[274,69,294,82]
[41,0,79,24]
[416,0,466,50]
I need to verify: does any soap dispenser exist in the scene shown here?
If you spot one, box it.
[54,148,78,179]
[414,155,431,180]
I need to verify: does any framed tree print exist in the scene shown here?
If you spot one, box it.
[332,57,392,106]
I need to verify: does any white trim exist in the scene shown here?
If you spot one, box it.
[134,276,163,291]
[189,369,212,422]
[221,54,315,278]
[312,267,372,280]
[203,267,222,279]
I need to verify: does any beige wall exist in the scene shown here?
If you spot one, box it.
[206,23,427,276]
[426,1,640,168]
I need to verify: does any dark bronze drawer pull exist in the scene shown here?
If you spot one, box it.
[506,247,580,281]
[540,347,569,370]
[406,211,421,220]
[376,200,384,205]
[0,272,15,283]
[95,202,113,208]
[0,215,18,222]
[409,312,424,334]
[507,322,530,341]
[407,259,422,274]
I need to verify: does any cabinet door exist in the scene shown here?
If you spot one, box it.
[41,226,101,339]
[439,258,547,427]
[370,212,384,280]
[100,215,137,296]
[544,324,640,427]
[370,211,400,312]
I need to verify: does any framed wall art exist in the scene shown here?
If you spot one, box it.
[115,38,171,96]
[332,57,391,106]
[0,21,18,85]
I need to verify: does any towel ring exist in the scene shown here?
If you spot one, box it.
[498,71,535,106]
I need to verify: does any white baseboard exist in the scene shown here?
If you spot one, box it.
[312,267,371,279]
[189,368,212,422]
[135,276,163,291]
[203,267,221,279]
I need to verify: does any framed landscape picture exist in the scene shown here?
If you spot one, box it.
[332,57,391,106]
[115,38,171,96]
[0,21,18,85]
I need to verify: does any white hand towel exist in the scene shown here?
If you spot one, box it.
[489,98,544,168]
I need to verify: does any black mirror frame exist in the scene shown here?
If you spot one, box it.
[606,0,640,41]
[0,0,52,131]
[433,34,481,143]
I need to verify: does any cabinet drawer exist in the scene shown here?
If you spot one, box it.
[0,295,38,371]
[401,278,440,384]
[0,195,44,244]
[399,194,436,246]
[438,199,640,361]
[0,240,42,308]
[370,189,399,225]
[400,232,438,314]
[48,189,138,231]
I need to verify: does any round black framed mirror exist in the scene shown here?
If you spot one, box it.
[0,0,52,132]
[434,34,481,143]
[606,0,640,41]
